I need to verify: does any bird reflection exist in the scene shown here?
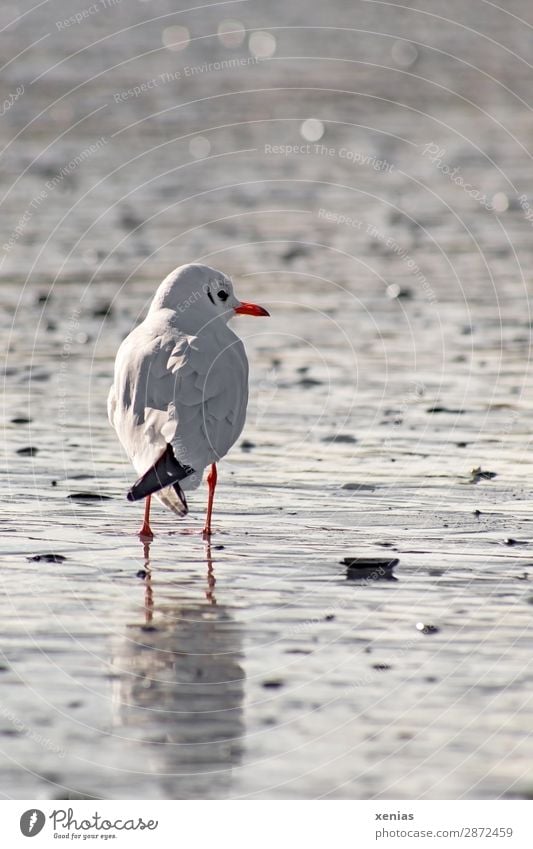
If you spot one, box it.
[112,540,244,799]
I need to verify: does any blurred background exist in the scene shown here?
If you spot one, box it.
[2,0,533,801]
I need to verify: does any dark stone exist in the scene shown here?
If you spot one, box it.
[17,446,38,456]
[27,554,67,563]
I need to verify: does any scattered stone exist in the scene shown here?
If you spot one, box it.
[426,406,464,414]
[16,446,38,456]
[456,442,468,448]
[214,544,225,550]
[469,467,497,484]
[342,483,376,491]
[372,663,391,670]
[136,570,148,579]
[67,492,112,501]
[10,417,31,424]
[386,283,412,299]
[92,302,113,318]
[323,434,357,443]
[416,622,440,634]
[342,557,398,581]
[284,648,311,655]
[262,680,284,689]
[240,439,255,451]
[27,554,67,563]
[282,245,308,262]
[51,480,57,487]
[324,614,335,621]
[120,209,144,230]
[473,509,481,517]
[298,377,323,388]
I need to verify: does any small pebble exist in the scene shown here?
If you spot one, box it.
[92,302,113,318]
[342,557,398,581]
[324,614,335,621]
[262,680,284,689]
[67,492,112,501]
[469,467,497,483]
[240,439,255,451]
[27,554,67,563]
[136,570,148,579]
[298,377,323,388]
[16,446,38,456]
[386,283,412,299]
[10,417,31,424]
[426,406,464,414]
[416,622,439,634]
[322,434,357,444]
[282,245,308,262]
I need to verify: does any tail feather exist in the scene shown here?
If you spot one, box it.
[127,444,194,503]
[156,482,189,517]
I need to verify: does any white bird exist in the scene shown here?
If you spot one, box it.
[108,263,269,539]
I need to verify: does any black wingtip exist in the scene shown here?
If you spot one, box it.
[126,444,194,502]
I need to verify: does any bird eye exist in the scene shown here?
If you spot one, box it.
[217,291,229,302]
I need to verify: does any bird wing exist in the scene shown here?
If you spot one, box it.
[112,321,248,479]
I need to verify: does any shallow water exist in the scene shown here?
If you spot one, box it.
[1,0,533,800]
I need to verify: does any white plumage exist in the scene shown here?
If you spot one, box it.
[108,263,269,535]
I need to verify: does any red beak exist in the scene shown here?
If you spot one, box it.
[234,302,270,317]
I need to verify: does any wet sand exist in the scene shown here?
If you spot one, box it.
[1,0,533,799]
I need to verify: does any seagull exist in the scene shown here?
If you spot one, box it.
[108,263,269,540]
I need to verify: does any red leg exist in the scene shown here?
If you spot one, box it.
[139,495,154,540]
[202,463,218,538]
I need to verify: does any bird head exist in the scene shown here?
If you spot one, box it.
[150,263,269,331]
